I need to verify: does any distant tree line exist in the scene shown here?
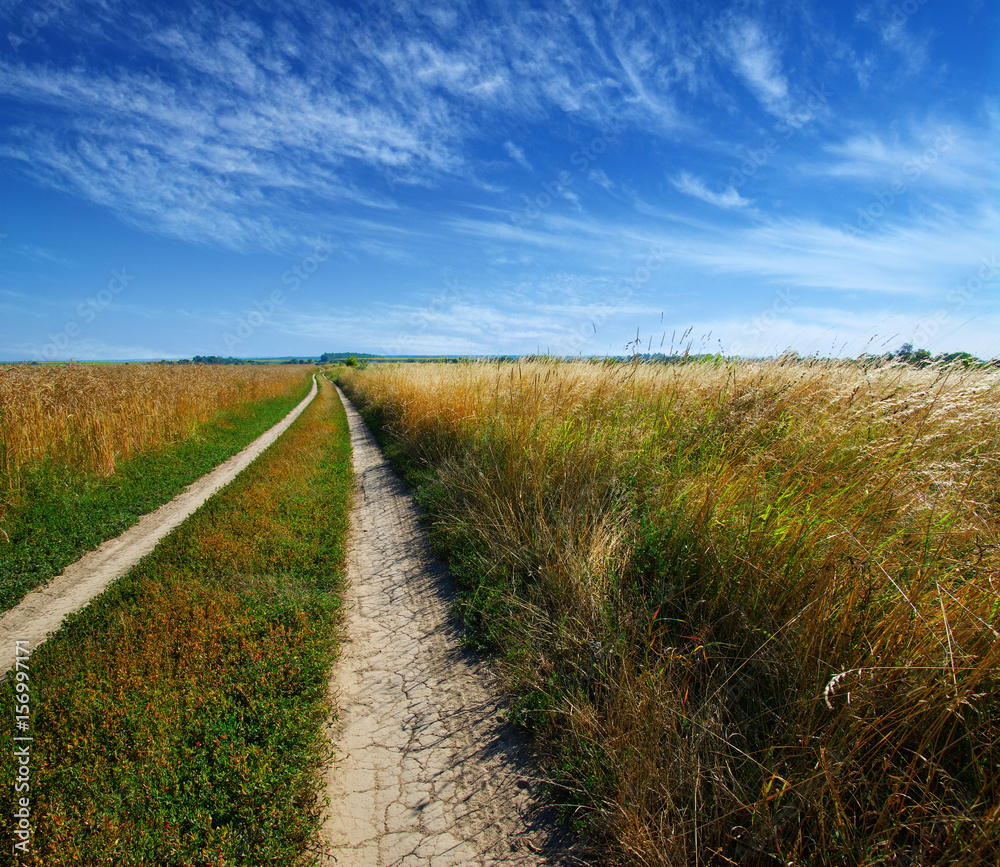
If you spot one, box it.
[861,343,999,369]
[147,347,996,369]
[174,355,260,365]
[158,356,319,365]
[318,352,379,363]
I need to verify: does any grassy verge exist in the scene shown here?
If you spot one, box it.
[0,372,313,612]
[0,375,352,865]
[338,358,1000,867]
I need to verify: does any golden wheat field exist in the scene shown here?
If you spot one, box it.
[0,362,307,490]
[340,356,1000,866]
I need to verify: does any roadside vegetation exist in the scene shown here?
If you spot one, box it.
[0,363,312,611]
[338,357,1000,867]
[0,374,352,865]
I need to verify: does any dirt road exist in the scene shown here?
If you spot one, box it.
[319,385,583,866]
[0,376,319,675]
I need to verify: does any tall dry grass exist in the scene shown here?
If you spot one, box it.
[0,363,308,490]
[340,357,1000,866]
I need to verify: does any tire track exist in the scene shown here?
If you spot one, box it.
[319,384,585,867]
[0,375,319,675]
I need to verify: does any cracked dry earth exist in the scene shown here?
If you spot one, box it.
[319,385,584,867]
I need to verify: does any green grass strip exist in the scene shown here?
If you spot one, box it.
[1,376,352,865]
[0,374,314,612]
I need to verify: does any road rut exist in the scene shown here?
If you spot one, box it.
[0,375,319,675]
[320,385,582,867]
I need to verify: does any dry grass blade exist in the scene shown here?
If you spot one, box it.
[339,356,1000,866]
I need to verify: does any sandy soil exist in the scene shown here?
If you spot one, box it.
[318,384,587,867]
[0,375,319,675]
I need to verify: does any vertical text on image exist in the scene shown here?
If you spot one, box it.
[12,639,32,855]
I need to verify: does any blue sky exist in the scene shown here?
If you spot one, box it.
[1,0,997,361]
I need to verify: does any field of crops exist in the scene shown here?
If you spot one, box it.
[0,372,352,864]
[0,363,315,611]
[338,357,1000,866]
[0,363,307,491]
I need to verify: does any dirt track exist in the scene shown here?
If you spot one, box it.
[0,372,584,864]
[0,376,318,675]
[319,385,584,866]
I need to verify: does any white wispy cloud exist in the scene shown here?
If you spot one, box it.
[275,270,661,357]
[658,211,999,299]
[724,19,790,119]
[445,193,998,303]
[0,0,995,363]
[588,169,615,191]
[877,10,931,77]
[504,140,532,169]
[671,171,750,209]
[0,243,79,267]
[809,120,997,197]
[0,0,695,250]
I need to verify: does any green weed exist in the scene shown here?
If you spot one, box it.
[339,357,1000,867]
[0,376,352,865]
